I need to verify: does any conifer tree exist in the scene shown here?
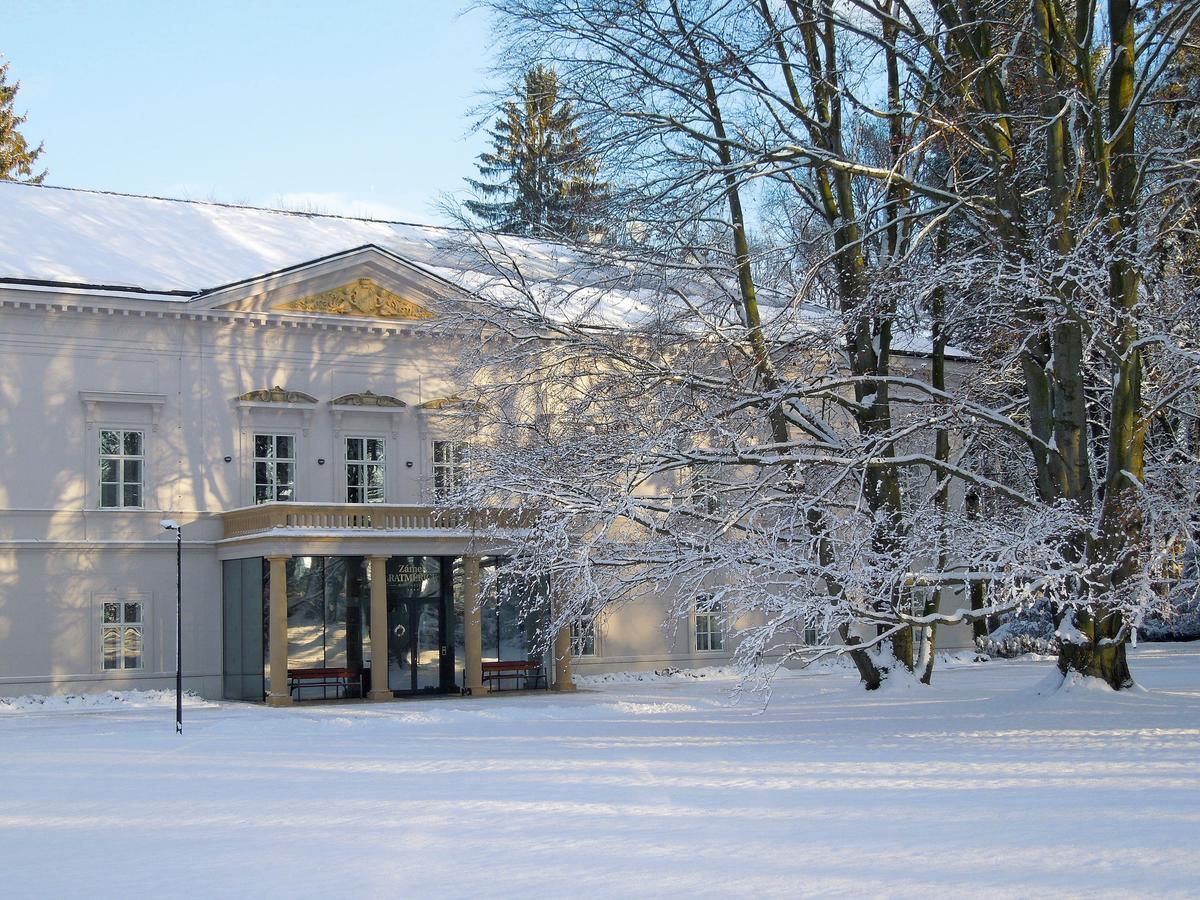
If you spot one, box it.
[0,60,45,184]
[466,65,607,240]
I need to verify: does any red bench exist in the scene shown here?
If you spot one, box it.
[481,660,547,692]
[287,667,364,700]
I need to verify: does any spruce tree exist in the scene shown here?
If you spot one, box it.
[466,65,607,240]
[0,60,45,183]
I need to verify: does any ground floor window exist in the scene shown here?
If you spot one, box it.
[572,621,596,657]
[695,598,722,652]
[101,600,144,670]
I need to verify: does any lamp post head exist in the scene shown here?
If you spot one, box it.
[160,519,180,531]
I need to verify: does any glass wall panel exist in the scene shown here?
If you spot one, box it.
[414,602,442,690]
[221,558,265,700]
[241,558,264,699]
[262,558,270,688]
[222,560,240,698]
[325,556,368,673]
[323,556,349,668]
[479,557,548,664]
[287,556,326,671]
[227,555,447,700]
[497,577,526,661]
[451,557,465,686]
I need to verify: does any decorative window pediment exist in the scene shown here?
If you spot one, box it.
[419,395,485,412]
[236,386,316,435]
[330,390,406,438]
[237,386,317,404]
[330,390,406,408]
[273,278,434,320]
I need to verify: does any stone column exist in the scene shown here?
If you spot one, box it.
[367,555,393,700]
[463,554,484,696]
[266,554,292,707]
[552,622,576,692]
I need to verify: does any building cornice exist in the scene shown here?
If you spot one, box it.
[0,539,218,550]
[0,290,457,338]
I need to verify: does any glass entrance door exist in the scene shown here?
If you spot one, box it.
[387,598,446,692]
[385,557,451,694]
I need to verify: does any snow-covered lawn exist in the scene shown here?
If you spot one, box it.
[2,646,1198,899]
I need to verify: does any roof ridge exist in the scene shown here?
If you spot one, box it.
[0,180,463,232]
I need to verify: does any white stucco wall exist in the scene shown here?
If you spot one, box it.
[0,290,476,696]
[0,280,974,698]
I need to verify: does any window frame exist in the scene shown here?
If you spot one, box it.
[98,428,145,510]
[572,620,597,657]
[98,597,146,671]
[695,597,724,653]
[252,432,298,503]
[345,435,387,504]
[431,439,469,501]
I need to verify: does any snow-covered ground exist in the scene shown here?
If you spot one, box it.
[2,645,1198,899]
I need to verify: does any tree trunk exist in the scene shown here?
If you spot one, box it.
[921,221,950,685]
[890,622,914,671]
[838,624,883,690]
[919,624,939,685]
[1055,0,1144,689]
[1057,630,1133,689]
[809,509,884,689]
[965,492,990,640]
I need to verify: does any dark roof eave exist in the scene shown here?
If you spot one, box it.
[0,276,195,298]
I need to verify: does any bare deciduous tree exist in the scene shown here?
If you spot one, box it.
[447,0,1200,690]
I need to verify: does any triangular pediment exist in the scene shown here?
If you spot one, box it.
[192,244,468,320]
[274,278,434,320]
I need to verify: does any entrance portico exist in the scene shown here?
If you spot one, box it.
[219,502,574,703]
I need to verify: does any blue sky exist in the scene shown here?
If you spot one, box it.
[4,1,498,224]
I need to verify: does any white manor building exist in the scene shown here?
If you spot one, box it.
[0,181,970,703]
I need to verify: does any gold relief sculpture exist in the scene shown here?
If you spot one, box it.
[238,386,318,404]
[274,278,434,320]
[419,396,485,411]
[330,390,407,407]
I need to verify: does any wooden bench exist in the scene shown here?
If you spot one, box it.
[481,660,547,692]
[287,667,364,701]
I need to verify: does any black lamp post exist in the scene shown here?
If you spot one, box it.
[161,519,182,734]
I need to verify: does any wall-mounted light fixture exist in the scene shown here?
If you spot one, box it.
[317,458,326,466]
[406,461,414,468]
[223,456,232,463]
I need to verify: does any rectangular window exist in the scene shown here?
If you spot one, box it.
[254,433,296,503]
[101,600,144,670]
[99,429,143,508]
[346,437,386,503]
[572,621,596,657]
[804,624,819,646]
[696,598,723,652]
[433,440,468,500]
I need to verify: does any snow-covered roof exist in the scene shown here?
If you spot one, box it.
[0,181,964,358]
[0,181,575,296]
